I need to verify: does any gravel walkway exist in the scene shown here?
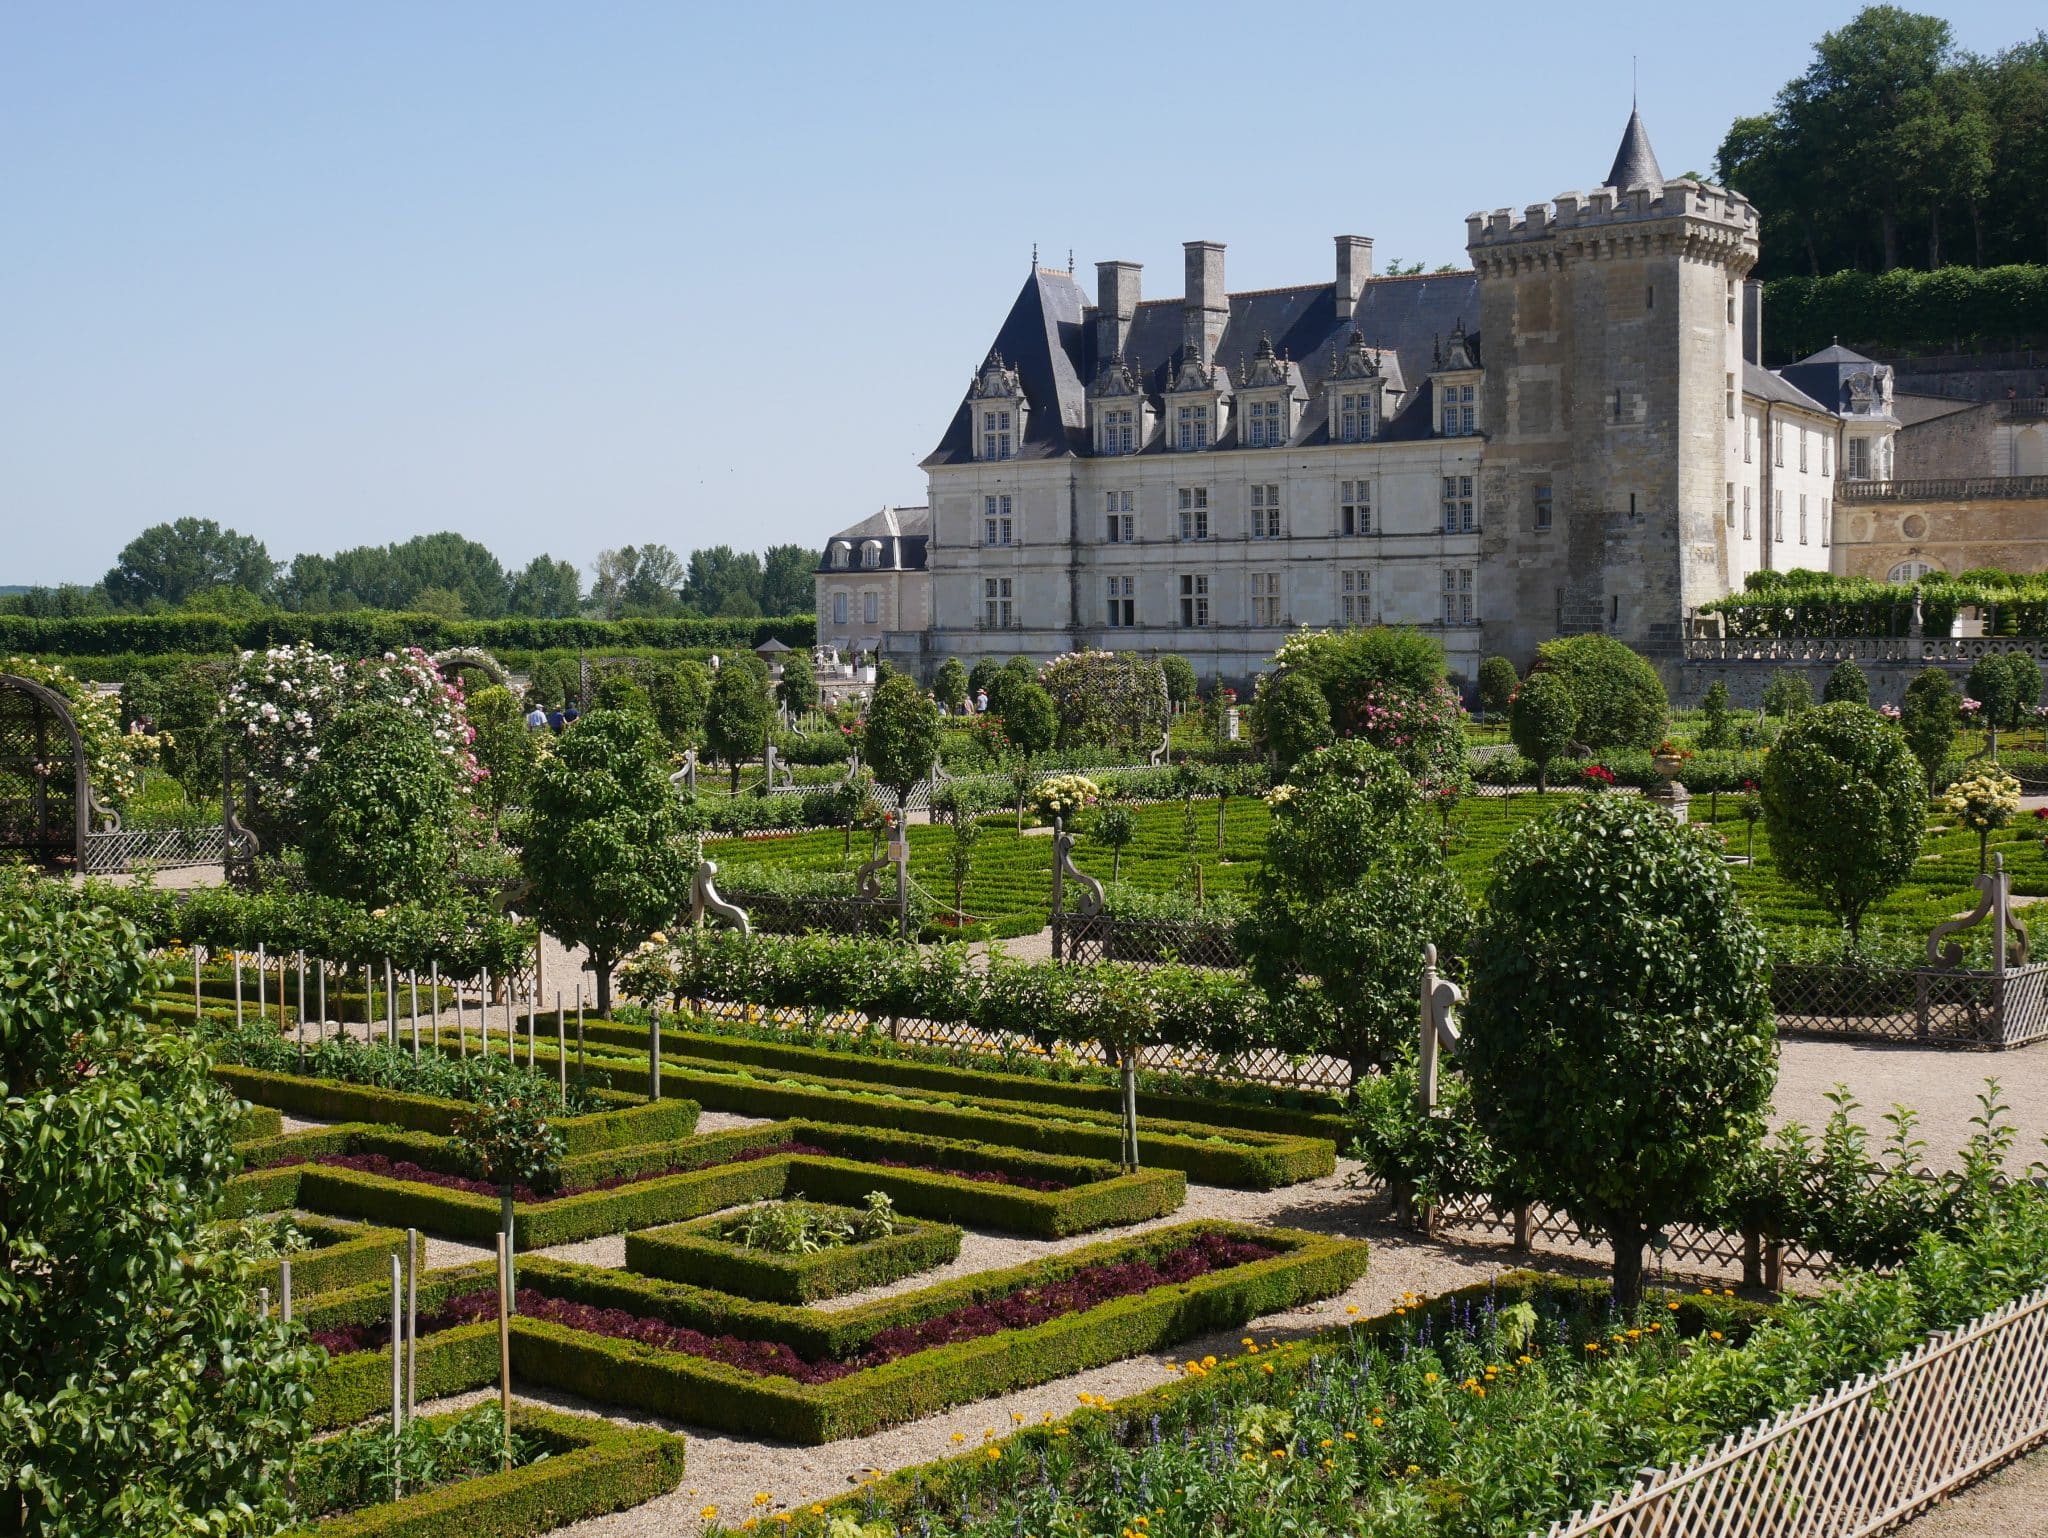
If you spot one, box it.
[1775,1037,2048,1169]
[1892,1447,2048,1536]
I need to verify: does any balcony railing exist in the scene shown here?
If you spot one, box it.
[1840,475,2048,502]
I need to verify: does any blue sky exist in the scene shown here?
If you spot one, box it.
[0,1,2026,588]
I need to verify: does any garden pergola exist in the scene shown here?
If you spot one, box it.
[0,673,90,870]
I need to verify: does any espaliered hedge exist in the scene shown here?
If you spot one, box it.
[580,1017,1347,1142]
[212,1063,694,1148]
[627,1208,962,1303]
[286,1406,687,1538]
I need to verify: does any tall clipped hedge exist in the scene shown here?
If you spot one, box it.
[1762,265,2048,362]
[0,610,814,660]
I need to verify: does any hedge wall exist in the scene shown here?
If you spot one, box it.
[626,1208,962,1304]
[1763,264,2048,362]
[286,1406,686,1538]
[247,1221,415,1302]
[0,610,813,661]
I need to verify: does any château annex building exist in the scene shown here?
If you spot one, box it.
[816,110,1902,687]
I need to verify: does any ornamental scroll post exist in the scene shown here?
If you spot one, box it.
[1049,816,1105,963]
[1924,853,2028,1042]
[688,860,750,935]
[1418,942,1463,1116]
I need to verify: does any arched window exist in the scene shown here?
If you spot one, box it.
[830,542,851,569]
[1888,559,1942,584]
[861,540,882,569]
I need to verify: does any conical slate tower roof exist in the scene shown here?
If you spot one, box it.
[1605,107,1664,190]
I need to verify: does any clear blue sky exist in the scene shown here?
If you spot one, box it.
[0,1,2025,588]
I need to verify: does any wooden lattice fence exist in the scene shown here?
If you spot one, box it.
[1537,1279,2048,1538]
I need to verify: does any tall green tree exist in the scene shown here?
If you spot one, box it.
[1243,742,1471,1080]
[102,518,274,609]
[297,703,459,907]
[861,673,942,807]
[704,662,771,790]
[933,658,969,715]
[1966,652,2018,756]
[1477,656,1518,719]
[1763,701,1925,942]
[759,543,819,616]
[1509,670,1579,792]
[1824,658,1871,704]
[506,554,582,617]
[1901,666,1959,790]
[680,545,764,617]
[647,659,713,750]
[0,873,317,1533]
[1255,671,1333,773]
[1462,797,1776,1309]
[776,651,818,715]
[468,684,538,830]
[521,710,694,1015]
[1532,635,1666,751]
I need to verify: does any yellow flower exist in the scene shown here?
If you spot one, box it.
[951,1432,966,1444]
[1054,1428,1070,1438]
[1262,1363,1275,1375]
[1423,1372,1438,1384]
[1319,1438,1333,1448]
[986,1447,1001,1462]
[810,1507,824,1516]
[1345,1305,1360,1316]
[701,1507,719,1521]
[1012,1412,1025,1424]
[1667,1301,1682,1311]
[1269,1448,1286,1460]
[1710,1330,1725,1341]
[753,1492,772,1507]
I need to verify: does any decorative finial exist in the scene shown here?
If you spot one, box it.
[1031,242,1038,267]
[1067,248,1074,274]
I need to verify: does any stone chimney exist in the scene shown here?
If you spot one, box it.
[1742,279,1763,367]
[1334,235,1373,319]
[1095,260,1142,364]
[1183,241,1228,367]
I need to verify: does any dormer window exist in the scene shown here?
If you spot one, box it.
[1336,392,1375,443]
[980,409,1013,461]
[968,349,1026,462]
[860,540,882,569]
[1245,399,1284,448]
[1236,336,1298,449]
[830,542,852,569]
[1440,384,1476,436]
[1099,408,1135,455]
[1176,405,1209,451]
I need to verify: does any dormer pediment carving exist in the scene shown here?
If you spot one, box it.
[1327,329,1383,383]
[1435,320,1477,373]
[1239,334,1294,392]
[1089,352,1145,400]
[1169,350,1228,396]
[970,349,1024,400]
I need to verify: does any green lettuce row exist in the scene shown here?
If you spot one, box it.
[626,1209,963,1304]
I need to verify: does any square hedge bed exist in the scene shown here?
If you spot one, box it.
[485,1034,1333,1190]
[283,1404,685,1537]
[627,1204,963,1303]
[228,1119,1185,1246]
[305,1221,1369,1443]
[213,1062,697,1148]
[242,1215,418,1302]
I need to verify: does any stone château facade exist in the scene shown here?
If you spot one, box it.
[861,109,1900,688]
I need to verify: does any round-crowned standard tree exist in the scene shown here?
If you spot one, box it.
[522,708,695,1015]
[1532,634,1667,751]
[1901,667,1959,792]
[467,683,537,832]
[1762,668,1813,719]
[860,672,943,807]
[1477,655,1518,719]
[1243,742,1471,1080]
[1160,653,1199,711]
[0,873,317,1533]
[1509,669,1579,792]
[1461,796,1776,1309]
[1967,652,2019,757]
[1762,701,1925,944]
[1000,680,1059,764]
[704,658,772,789]
[776,650,818,716]
[1698,680,1736,749]
[1823,658,1870,705]
[1256,671,1332,774]
[298,701,458,907]
[1999,650,2043,736]
[933,657,969,715]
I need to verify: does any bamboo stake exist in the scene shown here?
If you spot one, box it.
[409,971,420,1059]
[495,1234,513,1473]
[430,963,440,1051]
[404,1228,418,1421]
[455,982,467,1059]
[256,943,266,1026]
[649,1010,662,1102]
[193,944,202,1016]
[277,954,287,1032]
[389,1253,403,1495]
[280,1258,293,1322]
[576,984,585,1078]
[556,993,566,1107]
[233,950,243,1028]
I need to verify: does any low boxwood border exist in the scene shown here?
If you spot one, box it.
[627,1207,962,1303]
[286,1404,684,1538]
[248,1220,416,1301]
[212,1063,696,1151]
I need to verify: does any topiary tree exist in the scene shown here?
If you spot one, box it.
[704,659,772,790]
[933,657,969,715]
[1270,625,1446,735]
[1509,670,1579,792]
[452,1079,566,1298]
[1531,635,1667,751]
[1243,742,1471,1080]
[947,815,979,926]
[2001,651,2043,733]
[1762,668,1813,719]
[860,672,942,809]
[1462,796,1776,1309]
[776,650,818,716]
[298,702,458,908]
[1094,803,1136,884]
[522,709,695,1015]
[646,659,712,750]
[466,684,536,833]
[966,657,1004,707]
[592,668,655,720]
[1823,658,1870,705]
[1255,671,1333,774]
[1698,679,1735,749]
[1966,653,2018,757]
[1477,656,1518,719]
[1160,653,1198,712]
[1000,680,1058,764]
[0,872,317,1532]
[1762,701,1925,944]
[1901,667,1959,792]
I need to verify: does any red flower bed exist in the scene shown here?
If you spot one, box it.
[309,1232,1276,1379]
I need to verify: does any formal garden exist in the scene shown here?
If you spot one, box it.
[7,617,2048,1536]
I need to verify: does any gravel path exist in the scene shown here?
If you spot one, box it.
[1774,1037,2048,1169]
[1892,1446,2048,1536]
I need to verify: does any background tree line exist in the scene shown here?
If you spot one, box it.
[1718,7,2048,279]
[2,520,819,621]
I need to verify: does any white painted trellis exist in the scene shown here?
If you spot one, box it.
[1536,1277,2048,1538]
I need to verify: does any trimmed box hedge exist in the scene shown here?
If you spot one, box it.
[248,1219,417,1302]
[229,1103,285,1142]
[580,1016,1348,1142]
[286,1405,686,1538]
[211,1063,697,1150]
[626,1206,962,1303]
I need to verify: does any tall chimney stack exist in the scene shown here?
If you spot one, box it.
[1334,235,1373,319]
[1183,241,1227,367]
[1742,279,1764,367]
[1095,260,1142,364]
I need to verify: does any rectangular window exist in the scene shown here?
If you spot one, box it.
[1251,572,1282,627]
[1340,568,1370,625]
[1338,391,1372,443]
[1100,408,1134,455]
[1727,282,1737,325]
[1725,481,1735,529]
[1822,499,1831,547]
[982,494,1013,547]
[1339,479,1371,536]
[1773,422,1784,468]
[1774,488,1785,540]
[1742,485,1752,540]
[1799,492,1809,544]
[1176,405,1210,450]
[1744,418,1753,464]
[1725,373,1735,420]
[1441,475,1475,534]
[981,409,1012,461]
[1247,399,1284,448]
[1535,482,1554,530]
[1442,384,1476,436]
[1249,483,1282,539]
[1177,486,1209,541]
[1822,435,1832,477]
[1440,568,1474,627]
[1105,575,1134,628]
[1799,429,1809,472]
[1847,438,1871,480]
[1645,283,1655,310]
[1178,574,1210,628]
[832,592,848,624]
[982,576,1013,629]
[1103,491,1133,544]
[863,591,879,625]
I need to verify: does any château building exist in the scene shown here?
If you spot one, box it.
[834,108,1900,688]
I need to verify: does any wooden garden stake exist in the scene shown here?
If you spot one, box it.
[430,963,440,1050]
[526,986,536,1069]
[277,954,287,1032]
[389,1253,403,1496]
[280,1258,293,1322]
[455,982,467,1059]
[649,1010,662,1101]
[495,1234,513,1472]
[193,944,202,1016]
[256,943,265,1026]
[480,970,490,1055]
[233,950,243,1028]
[258,1286,270,1321]
[405,1229,418,1420]
[556,993,566,1107]
[316,961,325,1039]
[409,972,420,1059]
[384,960,397,1048]
[576,984,585,1077]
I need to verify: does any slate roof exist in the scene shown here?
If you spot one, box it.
[818,506,931,574]
[1742,361,1835,415]
[1605,108,1664,191]
[923,268,1479,465]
